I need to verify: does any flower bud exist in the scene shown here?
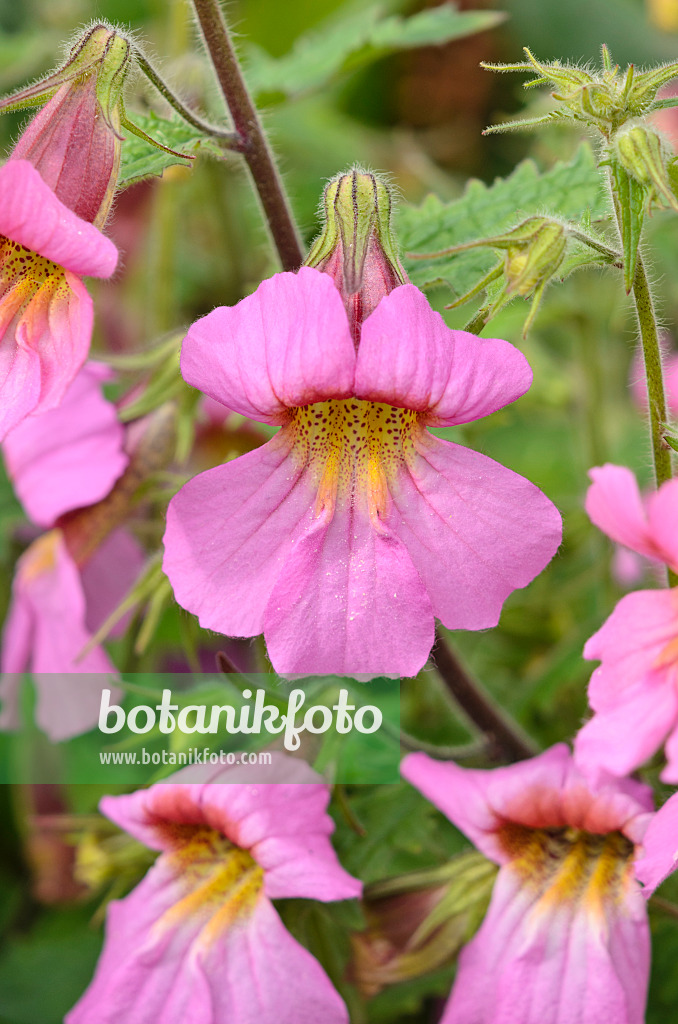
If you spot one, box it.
[502,217,568,296]
[614,124,678,213]
[305,169,406,342]
[3,25,132,226]
[349,852,496,998]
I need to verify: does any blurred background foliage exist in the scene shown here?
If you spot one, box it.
[1,0,678,1021]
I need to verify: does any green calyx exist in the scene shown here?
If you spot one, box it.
[0,24,196,164]
[614,125,678,214]
[305,168,406,292]
[482,44,678,139]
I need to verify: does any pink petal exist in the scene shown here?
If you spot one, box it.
[0,160,117,278]
[441,860,649,1024]
[387,430,562,630]
[403,747,651,861]
[163,435,318,637]
[355,284,532,424]
[646,477,678,573]
[102,778,361,903]
[583,589,678,703]
[574,681,678,784]
[181,267,356,424]
[0,270,94,440]
[263,493,434,678]
[402,747,571,865]
[585,465,657,560]
[635,790,678,894]
[80,529,145,637]
[67,880,349,1024]
[0,531,119,740]
[3,361,127,526]
[660,724,678,784]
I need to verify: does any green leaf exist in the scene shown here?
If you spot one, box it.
[245,2,504,103]
[610,161,647,293]
[399,144,609,298]
[0,907,103,1024]
[119,112,219,186]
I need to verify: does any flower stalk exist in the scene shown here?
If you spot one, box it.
[190,0,303,270]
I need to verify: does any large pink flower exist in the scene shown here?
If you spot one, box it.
[0,159,117,439]
[402,744,654,1024]
[66,766,362,1023]
[163,267,561,678]
[574,464,678,782]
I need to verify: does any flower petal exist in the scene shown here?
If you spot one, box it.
[441,860,649,1024]
[401,747,571,865]
[574,680,678,784]
[102,777,361,903]
[0,531,119,740]
[67,881,349,1024]
[388,431,561,630]
[0,160,117,278]
[585,465,658,560]
[163,435,318,637]
[80,528,145,638]
[181,267,356,424]
[647,477,678,572]
[0,270,94,440]
[263,495,434,678]
[355,284,532,424]
[583,589,678,702]
[635,790,678,895]
[3,361,127,526]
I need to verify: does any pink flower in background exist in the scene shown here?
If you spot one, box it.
[402,744,654,1024]
[0,361,140,740]
[3,361,128,525]
[630,342,678,420]
[163,266,562,679]
[0,160,117,440]
[574,464,678,782]
[0,528,142,740]
[67,765,362,1023]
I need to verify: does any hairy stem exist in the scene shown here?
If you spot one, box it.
[190,0,303,270]
[431,630,537,763]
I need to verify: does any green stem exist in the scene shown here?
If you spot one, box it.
[631,255,673,490]
[135,52,241,144]
[431,630,537,763]
[190,0,303,270]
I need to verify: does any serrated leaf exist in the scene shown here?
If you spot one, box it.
[399,144,609,298]
[119,112,219,186]
[610,161,647,293]
[245,2,504,103]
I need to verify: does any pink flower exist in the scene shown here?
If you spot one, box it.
[66,766,362,1023]
[0,159,117,440]
[574,464,678,782]
[163,266,561,678]
[0,24,129,438]
[630,341,678,420]
[0,528,141,740]
[3,361,128,526]
[635,789,678,895]
[402,744,654,1024]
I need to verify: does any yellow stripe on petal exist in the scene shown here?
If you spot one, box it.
[499,822,635,919]
[153,826,264,947]
[287,398,419,523]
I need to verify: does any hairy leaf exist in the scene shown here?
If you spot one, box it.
[399,144,609,297]
[119,112,221,186]
[245,2,504,103]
